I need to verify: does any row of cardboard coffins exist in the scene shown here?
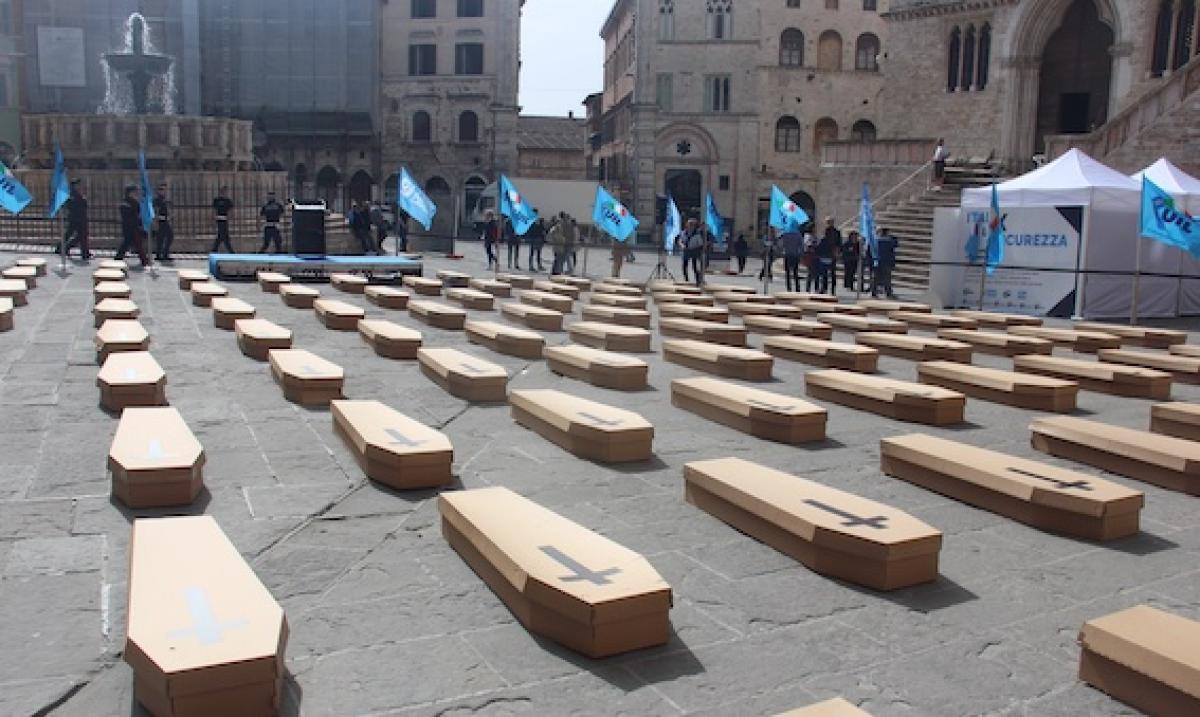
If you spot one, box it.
[0,256,53,331]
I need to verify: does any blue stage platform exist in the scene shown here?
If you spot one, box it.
[208,254,424,281]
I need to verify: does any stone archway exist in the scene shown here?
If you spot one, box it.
[1033,0,1114,152]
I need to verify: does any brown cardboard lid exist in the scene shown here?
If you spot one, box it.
[570,321,649,338]
[772,291,837,302]
[1098,349,1200,372]
[330,273,367,284]
[439,487,671,623]
[94,281,131,293]
[210,297,256,315]
[665,339,770,362]
[1075,322,1187,341]
[685,457,941,559]
[92,269,125,281]
[1152,401,1200,422]
[358,319,420,342]
[471,278,511,289]
[673,377,826,425]
[280,284,320,297]
[0,297,11,313]
[190,282,228,296]
[234,319,291,341]
[437,269,470,279]
[503,302,561,318]
[1015,355,1171,383]
[743,316,826,330]
[882,433,1142,516]
[856,333,969,351]
[545,345,647,370]
[1079,605,1200,699]
[1030,416,1200,473]
[179,269,210,280]
[584,305,649,318]
[708,284,756,294]
[890,311,974,326]
[447,287,493,301]
[96,319,149,344]
[17,257,47,267]
[268,349,344,381]
[410,300,466,317]
[939,329,1050,347]
[314,299,365,317]
[775,697,873,716]
[127,516,285,693]
[661,317,741,334]
[110,407,203,472]
[763,336,876,357]
[94,298,139,314]
[918,360,1074,393]
[331,400,451,466]
[949,310,1042,325]
[418,348,507,380]
[365,285,407,297]
[818,313,905,330]
[715,292,773,303]
[1009,326,1118,343]
[466,320,541,342]
[403,276,443,287]
[511,389,653,442]
[808,369,962,404]
[99,352,165,387]
[255,271,289,282]
[520,289,558,301]
[858,299,931,312]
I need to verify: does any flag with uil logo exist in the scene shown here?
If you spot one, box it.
[663,193,681,255]
[592,186,639,242]
[1141,177,1200,256]
[769,185,810,232]
[397,167,437,230]
[0,160,32,215]
[498,174,538,236]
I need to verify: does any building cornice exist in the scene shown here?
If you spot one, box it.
[601,0,634,40]
[882,0,1017,22]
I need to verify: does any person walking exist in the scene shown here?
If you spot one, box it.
[680,219,705,287]
[611,240,630,278]
[505,216,521,270]
[211,186,234,254]
[871,227,899,299]
[528,216,546,271]
[482,210,499,269]
[349,200,374,254]
[548,214,566,274]
[152,184,174,261]
[780,226,804,292]
[370,201,389,255]
[758,230,775,282]
[116,184,152,267]
[59,179,91,260]
[733,233,749,274]
[842,230,862,290]
[931,138,948,190]
[395,209,409,253]
[259,191,285,254]
[802,225,819,292]
[817,217,840,295]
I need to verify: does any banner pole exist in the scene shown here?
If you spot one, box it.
[977,261,987,311]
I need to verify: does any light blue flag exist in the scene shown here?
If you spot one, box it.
[498,174,538,236]
[0,160,32,215]
[769,185,809,232]
[593,186,639,243]
[663,194,681,256]
[986,183,1005,274]
[860,183,879,267]
[705,192,723,238]
[49,144,70,218]
[1141,177,1200,257]
[397,167,437,231]
[137,150,155,232]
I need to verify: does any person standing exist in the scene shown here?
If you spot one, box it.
[60,179,91,260]
[780,226,804,292]
[259,191,285,254]
[211,186,234,254]
[802,225,819,292]
[871,227,899,299]
[116,184,152,267]
[505,216,521,270]
[548,214,566,274]
[152,184,174,261]
[611,240,629,278]
[818,217,841,295]
[482,210,499,269]
[931,138,948,190]
[680,219,704,286]
[528,216,546,271]
[733,233,749,274]
[370,201,389,255]
[758,230,775,282]
[349,200,374,254]
[842,230,862,290]
[565,218,579,273]
[395,209,410,253]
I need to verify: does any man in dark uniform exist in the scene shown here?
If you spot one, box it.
[60,179,91,260]
[116,184,153,267]
[152,183,174,261]
[395,208,409,253]
[259,191,285,253]
[212,186,234,253]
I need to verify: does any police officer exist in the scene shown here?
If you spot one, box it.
[152,183,174,261]
[259,191,285,253]
[212,185,234,253]
[59,179,91,260]
[116,184,153,267]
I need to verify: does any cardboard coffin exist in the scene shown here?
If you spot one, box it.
[497,272,535,289]
[797,301,866,316]
[581,304,651,328]
[436,269,471,287]
[519,289,573,313]
[917,360,1077,412]
[108,407,205,508]
[268,349,345,406]
[775,698,873,717]
[16,257,48,276]
[653,292,715,306]
[465,320,545,359]
[255,271,291,293]
[94,281,132,303]
[856,299,931,314]
[510,389,654,463]
[713,292,774,306]
[279,283,320,308]
[806,369,966,425]
[313,299,365,331]
[93,268,126,284]
[0,279,29,306]
[817,313,908,334]
[189,282,228,308]
[658,317,747,347]
[98,352,168,412]
[557,276,592,291]
[402,276,444,296]
[684,458,941,591]
[1008,325,1121,353]
[210,297,256,330]
[762,336,879,373]
[94,298,140,327]
[0,297,11,332]
[948,309,1043,329]
[1149,401,1200,441]
[1013,355,1172,399]
[364,285,410,309]
[937,328,1054,356]
[330,272,368,294]
[598,276,635,286]
[569,321,653,353]
[409,300,468,330]
[543,344,649,390]
[1074,321,1187,348]
[534,280,581,299]
[880,434,1143,540]
[99,259,128,271]
[469,278,513,297]
[1030,416,1200,495]
[648,281,701,295]
[2,265,36,287]
[854,332,973,363]
[501,301,564,331]
[671,377,827,444]
[590,292,648,309]
[234,319,292,361]
[331,400,452,489]
[95,319,150,363]
[439,487,672,658]
[1097,348,1200,383]
[592,282,643,297]
[662,339,774,381]
[358,320,422,360]
[1168,343,1200,359]
[125,516,287,717]
[704,283,756,295]
[728,302,807,319]
[888,310,978,331]
[1078,605,1200,717]
[741,315,833,339]
[772,291,839,305]
[657,303,729,323]
[177,269,209,290]
[446,287,496,311]
[418,348,508,402]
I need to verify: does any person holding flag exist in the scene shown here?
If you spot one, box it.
[499,175,538,236]
[593,186,639,278]
[60,180,91,260]
[859,183,878,294]
[0,158,32,217]
[396,167,436,254]
[116,184,152,267]
[705,192,723,271]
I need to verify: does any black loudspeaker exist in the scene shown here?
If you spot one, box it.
[292,203,327,256]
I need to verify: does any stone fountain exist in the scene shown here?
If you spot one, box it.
[101,13,174,115]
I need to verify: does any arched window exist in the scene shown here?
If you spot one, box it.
[961,25,976,91]
[706,0,732,40]
[817,30,843,71]
[855,33,879,71]
[947,27,961,92]
[659,0,675,41]
[348,170,374,203]
[383,173,400,205]
[412,111,431,142]
[850,120,876,142]
[977,23,992,89]
[458,111,479,142]
[1174,0,1197,70]
[425,176,451,195]
[780,29,805,67]
[464,176,487,220]
[1152,1,1173,77]
[813,117,838,153]
[775,116,802,152]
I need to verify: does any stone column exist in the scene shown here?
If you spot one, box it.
[1109,42,1134,118]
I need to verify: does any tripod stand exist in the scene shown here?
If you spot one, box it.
[645,249,675,288]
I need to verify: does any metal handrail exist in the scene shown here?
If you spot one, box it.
[837,160,932,232]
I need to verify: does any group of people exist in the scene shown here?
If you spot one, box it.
[347,199,407,256]
[480,210,583,276]
[760,217,899,299]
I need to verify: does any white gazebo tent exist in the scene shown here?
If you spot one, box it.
[1131,158,1200,315]
[961,149,1141,319]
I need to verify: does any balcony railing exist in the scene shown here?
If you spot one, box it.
[821,139,937,166]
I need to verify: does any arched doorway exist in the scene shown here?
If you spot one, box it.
[293,163,308,198]
[789,191,816,225]
[424,176,453,237]
[315,166,340,210]
[464,176,487,223]
[1034,0,1114,152]
[348,170,374,204]
[664,169,703,224]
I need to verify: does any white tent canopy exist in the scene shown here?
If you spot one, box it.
[1133,158,1200,316]
[1131,158,1200,206]
[962,149,1139,208]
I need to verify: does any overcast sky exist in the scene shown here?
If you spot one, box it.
[519,0,612,117]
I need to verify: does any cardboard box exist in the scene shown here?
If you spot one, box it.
[465,319,545,359]
[797,301,866,316]
[598,276,635,286]
[857,299,931,314]
[0,279,29,306]
[775,697,873,717]
[1031,416,1200,495]
[806,369,966,425]
[657,303,729,322]
[533,280,582,300]
[98,351,167,412]
[95,319,150,363]
[1014,354,1172,399]
[331,400,452,489]
[684,457,941,591]
[234,319,292,361]
[268,349,345,405]
[728,302,807,319]
[881,433,1143,540]
[544,344,649,390]
[1008,325,1122,353]
[255,271,291,293]
[763,336,878,373]
[510,389,654,462]
[772,291,839,305]
[313,299,365,331]
[519,289,573,313]
[659,317,747,346]
[210,297,256,330]
[3,265,37,287]
[855,332,973,363]
[402,276,444,296]
[108,407,205,508]
[948,309,1043,329]
[501,301,564,331]
[446,287,496,311]
[937,328,1054,356]
[364,285,410,309]
[16,257,48,276]
[557,276,592,291]
[713,292,774,305]
[741,315,832,339]
[358,319,422,360]
[1078,605,1200,716]
[436,269,471,287]
[662,339,774,381]
[1150,401,1200,441]
[125,516,287,716]
[817,313,908,334]
[1098,348,1200,383]
[888,310,978,331]
[94,298,140,327]
[648,281,701,295]
[439,487,672,658]
[581,304,651,328]
[177,269,209,290]
[672,377,826,444]
[592,282,644,297]
[1075,321,1187,348]
[0,297,11,332]
[409,300,468,330]
[469,278,512,297]
[279,283,320,308]
[99,259,128,271]
[93,268,126,284]
[653,292,714,306]
[590,292,649,309]
[917,360,1077,412]
[705,283,757,295]
[94,281,132,303]
[330,272,368,294]
[497,272,535,289]
[569,321,653,353]
[189,282,228,308]
[418,347,508,402]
